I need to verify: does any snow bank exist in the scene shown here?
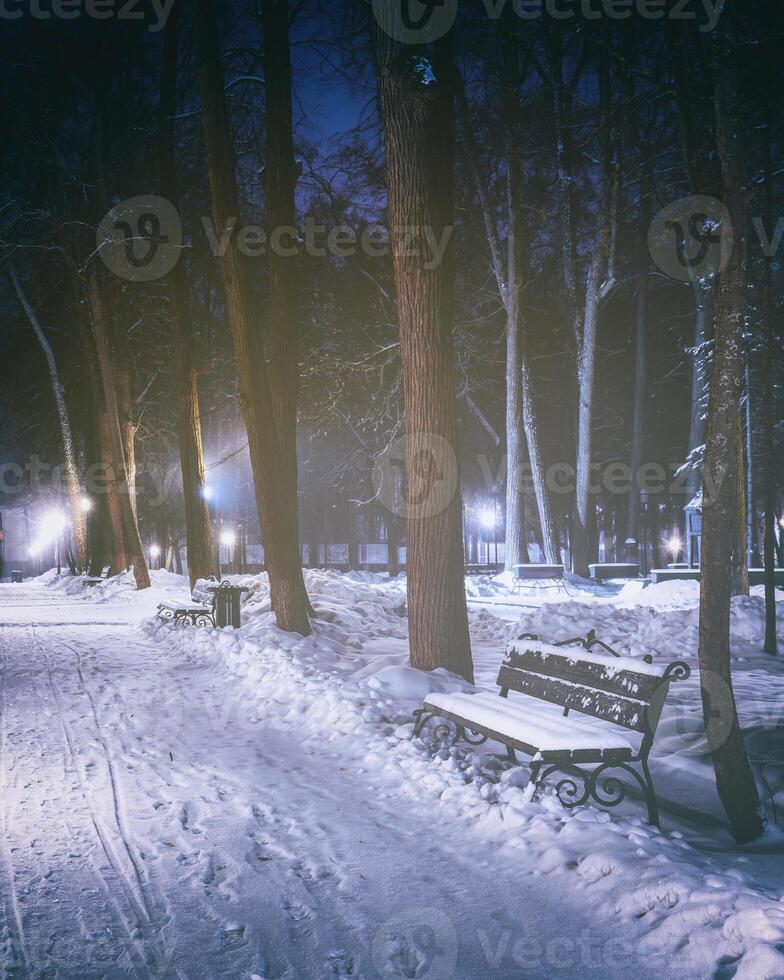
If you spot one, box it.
[145,568,784,978]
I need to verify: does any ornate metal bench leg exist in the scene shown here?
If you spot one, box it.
[412,709,433,739]
[507,745,517,764]
[640,757,660,828]
[526,759,543,800]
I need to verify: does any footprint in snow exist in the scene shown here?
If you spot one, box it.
[282,899,312,922]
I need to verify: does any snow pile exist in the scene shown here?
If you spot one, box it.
[41,567,190,603]
[145,568,784,977]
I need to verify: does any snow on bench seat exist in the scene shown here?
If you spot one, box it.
[423,690,640,757]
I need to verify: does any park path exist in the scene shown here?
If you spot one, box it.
[0,582,665,979]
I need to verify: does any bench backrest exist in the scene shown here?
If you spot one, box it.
[497,640,689,735]
[514,564,564,580]
[100,565,111,579]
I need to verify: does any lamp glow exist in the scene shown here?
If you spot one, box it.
[202,485,214,501]
[220,530,236,548]
[478,508,497,530]
[29,510,67,558]
[80,497,93,512]
[150,544,161,559]
[667,535,682,557]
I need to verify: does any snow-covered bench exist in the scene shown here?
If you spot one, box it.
[413,632,690,827]
[589,562,640,583]
[157,582,216,627]
[512,563,565,595]
[84,565,111,586]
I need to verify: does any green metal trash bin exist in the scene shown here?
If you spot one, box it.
[209,582,249,629]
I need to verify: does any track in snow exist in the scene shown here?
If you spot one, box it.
[0,583,666,979]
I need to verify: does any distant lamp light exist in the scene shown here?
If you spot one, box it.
[28,509,66,560]
[478,508,497,531]
[780,516,784,530]
[667,535,682,558]
[150,544,161,559]
[220,530,236,548]
[80,496,93,513]
[202,485,214,501]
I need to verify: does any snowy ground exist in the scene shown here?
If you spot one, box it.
[1,570,784,978]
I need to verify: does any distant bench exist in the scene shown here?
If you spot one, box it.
[512,564,565,595]
[413,631,689,826]
[589,562,640,584]
[84,565,111,587]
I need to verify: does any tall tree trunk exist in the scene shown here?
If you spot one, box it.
[730,419,750,597]
[10,267,88,573]
[374,17,473,681]
[70,267,127,573]
[193,0,311,634]
[262,0,300,508]
[87,267,151,590]
[572,38,616,577]
[762,120,778,655]
[160,0,215,590]
[626,194,649,561]
[456,44,557,568]
[697,20,763,842]
[685,278,714,503]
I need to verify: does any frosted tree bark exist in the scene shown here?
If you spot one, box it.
[10,267,88,573]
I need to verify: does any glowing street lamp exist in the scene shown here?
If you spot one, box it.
[80,497,93,513]
[220,530,236,548]
[666,534,683,562]
[202,485,214,501]
[29,510,67,571]
[149,544,161,569]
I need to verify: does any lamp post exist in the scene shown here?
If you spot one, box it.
[479,505,498,569]
[220,529,236,575]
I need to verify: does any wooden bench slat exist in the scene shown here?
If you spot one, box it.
[496,665,650,731]
[503,648,663,702]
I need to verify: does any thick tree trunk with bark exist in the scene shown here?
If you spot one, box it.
[262,0,300,509]
[697,24,763,842]
[10,268,88,573]
[160,0,215,590]
[194,0,311,634]
[375,20,473,681]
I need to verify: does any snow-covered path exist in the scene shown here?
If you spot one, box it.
[0,583,674,980]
